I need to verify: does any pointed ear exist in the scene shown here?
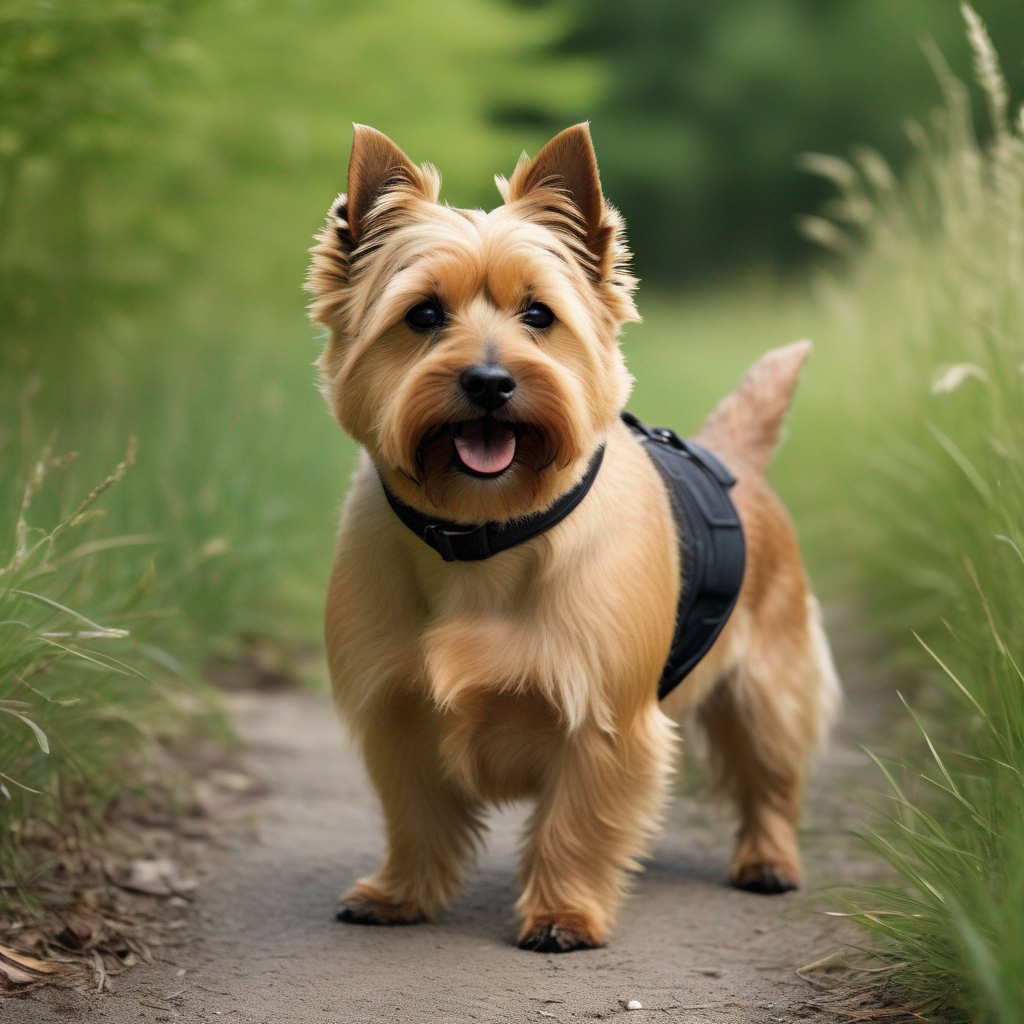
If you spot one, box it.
[507,123,605,242]
[345,125,420,243]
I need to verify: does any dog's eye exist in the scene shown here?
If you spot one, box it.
[522,302,555,329]
[405,301,445,332]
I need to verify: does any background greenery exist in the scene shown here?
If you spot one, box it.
[530,0,1024,279]
[2,1,1024,1018]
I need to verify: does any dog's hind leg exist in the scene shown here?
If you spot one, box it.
[698,668,806,892]
[337,691,485,926]
[697,598,832,893]
[515,703,676,952]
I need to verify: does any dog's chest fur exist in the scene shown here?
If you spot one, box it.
[436,689,562,801]
[327,432,681,791]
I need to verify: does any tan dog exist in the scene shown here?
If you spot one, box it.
[307,123,840,952]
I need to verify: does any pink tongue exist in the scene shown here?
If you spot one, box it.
[454,420,516,474]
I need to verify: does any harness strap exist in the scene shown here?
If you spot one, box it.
[622,412,746,700]
[379,445,605,562]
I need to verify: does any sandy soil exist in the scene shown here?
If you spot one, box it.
[8,617,897,1024]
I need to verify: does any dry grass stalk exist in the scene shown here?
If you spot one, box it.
[961,4,1009,139]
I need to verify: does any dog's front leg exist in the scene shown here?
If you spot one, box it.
[338,693,485,926]
[515,703,676,952]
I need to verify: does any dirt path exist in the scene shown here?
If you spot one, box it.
[13,616,894,1024]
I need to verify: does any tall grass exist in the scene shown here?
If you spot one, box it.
[0,432,219,902]
[802,7,1024,1020]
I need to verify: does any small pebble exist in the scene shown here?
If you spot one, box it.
[626,1000,643,1010]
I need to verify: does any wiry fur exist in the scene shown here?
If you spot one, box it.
[308,123,840,951]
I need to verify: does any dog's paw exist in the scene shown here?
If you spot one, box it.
[335,904,425,926]
[335,883,427,926]
[730,863,799,895]
[517,919,601,954]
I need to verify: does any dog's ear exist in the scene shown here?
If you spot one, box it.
[345,125,421,244]
[308,127,441,330]
[502,123,631,290]
[506,123,604,240]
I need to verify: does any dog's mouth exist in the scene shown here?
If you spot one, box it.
[448,418,521,478]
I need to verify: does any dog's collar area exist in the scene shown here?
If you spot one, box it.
[621,412,746,701]
[378,413,745,704]
[378,444,606,563]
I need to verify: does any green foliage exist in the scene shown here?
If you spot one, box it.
[160,0,604,377]
[805,9,1024,1019]
[0,0,604,376]
[0,0,608,663]
[0,0,205,376]
[513,0,1024,280]
[0,434,219,899]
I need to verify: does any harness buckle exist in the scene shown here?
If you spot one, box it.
[424,525,456,561]
[653,427,685,449]
[423,524,490,562]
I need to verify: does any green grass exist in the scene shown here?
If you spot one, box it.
[798,8,1024,1020]
[0,435,223,900]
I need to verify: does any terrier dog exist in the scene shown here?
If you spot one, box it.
[307,123,841,952]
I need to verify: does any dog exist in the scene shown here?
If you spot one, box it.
[307,123,841,952]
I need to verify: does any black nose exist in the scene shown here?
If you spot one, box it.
[459,364,516,411]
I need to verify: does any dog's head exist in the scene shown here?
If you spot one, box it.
[308,123,638,524]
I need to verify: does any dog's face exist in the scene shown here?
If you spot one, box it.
[308,124,638,524]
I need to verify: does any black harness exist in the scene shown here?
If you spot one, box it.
[620,413,745,700]
[379,412,745,700]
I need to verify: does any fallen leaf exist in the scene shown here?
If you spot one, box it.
[0,944,57,973]
[209,770,254,793]
[114,860,197,898]
[0,962,37,984]
[0,945,61,986]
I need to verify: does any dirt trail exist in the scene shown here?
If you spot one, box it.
[13,616,894,1024]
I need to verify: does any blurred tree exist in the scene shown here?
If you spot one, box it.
[9,0,1024,380]
[170,0,605,341]
[0,0,604,378]
[0,0,206,375]
[498,0,1024,282]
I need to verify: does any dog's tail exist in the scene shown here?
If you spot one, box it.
[695,340,812,476]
